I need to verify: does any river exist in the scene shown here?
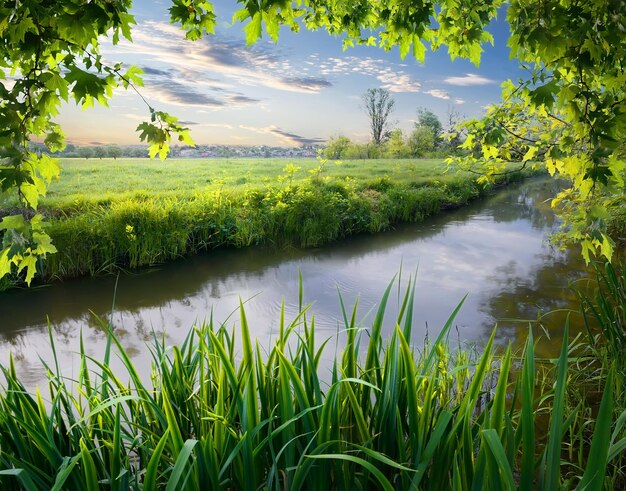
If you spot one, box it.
[0,177,590,388]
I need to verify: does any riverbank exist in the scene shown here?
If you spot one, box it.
[0,158,542,289]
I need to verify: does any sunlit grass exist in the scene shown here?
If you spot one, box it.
[40,158,451,208]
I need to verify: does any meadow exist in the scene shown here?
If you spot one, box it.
[40,158,455,208]
[0,157,539,288]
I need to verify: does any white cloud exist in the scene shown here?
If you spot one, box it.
[424,89,450,100]
[319,55,421,93]
[443,73,496,86]
[454,98,465,105]
[377,72,421,93]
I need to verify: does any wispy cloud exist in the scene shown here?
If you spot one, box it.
[281,77,332,92]
[443,73,496,86]
[424,89,451,100]
[145,78,226,107]
[240,125,324,146]
[136,62,263,108]
[106,22,333,100]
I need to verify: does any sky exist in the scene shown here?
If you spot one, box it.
[57,0,523,147]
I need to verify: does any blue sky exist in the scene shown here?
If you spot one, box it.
[57,1,522,147]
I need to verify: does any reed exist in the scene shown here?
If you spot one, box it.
[0,275,624,489]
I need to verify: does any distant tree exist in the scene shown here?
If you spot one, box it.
[443,108,465,152]
[362,88,395,146]
[342,143,364,159]
[94,146,107,159]
[366,142,383,159]
[408,126,435,157]
[416,109,443,145]
[107,144,122,160]
[384,129,410,158]
[77,147,94,159]
[323,136,352,159]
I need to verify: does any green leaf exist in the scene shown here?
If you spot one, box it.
[0,247,13,282]
[263,11,280,42]
[482,429,516,489]
[244,13,262,45]
[0,214,29,233]
[528,80,558,108]
[166,440,199,491]
[468,42,482,66]
[17,253,38,286]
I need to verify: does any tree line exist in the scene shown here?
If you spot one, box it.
[323,88,464,160]
[30,143,146,159]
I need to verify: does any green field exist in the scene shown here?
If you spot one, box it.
[1,157,539,287]
[31,157,453,210]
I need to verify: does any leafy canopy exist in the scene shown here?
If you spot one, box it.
[1,0,624,284]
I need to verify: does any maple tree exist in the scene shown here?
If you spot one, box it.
[1,0,625,283]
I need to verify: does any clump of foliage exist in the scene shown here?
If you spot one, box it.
[323,108,459,160]
[0,277,625,489]
[36,163,527,284]
[448,2,626,261]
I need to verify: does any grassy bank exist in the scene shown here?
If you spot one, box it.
[0,273,624,489]
[0,158,540,287]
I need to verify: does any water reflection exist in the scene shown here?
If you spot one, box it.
[0,177,588,388]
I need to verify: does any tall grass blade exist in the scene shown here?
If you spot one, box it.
[578,370,613,491]
[0,469,39,490]
[79,439,99,491]
[144,429,170,490]
[541,321,570,491]
[482,428,516,490]
[520,328,536,491]
[51,456,81,491]
[306,454,395,491]
[422,295,467,373]
[361,277,395,409]
[165,440,198,491]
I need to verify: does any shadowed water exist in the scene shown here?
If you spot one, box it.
[0,177,589,387]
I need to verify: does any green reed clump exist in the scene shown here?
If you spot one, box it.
[34,178,487,283]
[579,260,626,363]
[1,277,624,489]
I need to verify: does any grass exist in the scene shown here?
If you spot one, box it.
[43,158,455,208]
[0,157,541,288]
[0,273,624,489]
[1,158,456,211]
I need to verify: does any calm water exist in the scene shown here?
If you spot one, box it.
[0,178,590,388]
